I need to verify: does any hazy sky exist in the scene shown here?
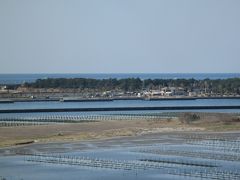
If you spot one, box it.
[0,0,240,73]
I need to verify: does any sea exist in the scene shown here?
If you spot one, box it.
[0,73,240,85]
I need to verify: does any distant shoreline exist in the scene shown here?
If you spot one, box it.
[1,96,240,103]
[0,73,240,85]
[1,77,240,102]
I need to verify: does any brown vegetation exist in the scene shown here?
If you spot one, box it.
[0,113,240,148]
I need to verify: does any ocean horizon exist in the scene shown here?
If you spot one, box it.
[0,73,240,85]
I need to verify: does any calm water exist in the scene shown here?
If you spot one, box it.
[0,73,240,84]
[0,99,240,118]
[0,99,240,110]
[1,136,240,180]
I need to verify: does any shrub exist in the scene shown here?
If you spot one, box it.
[179,113,200,124]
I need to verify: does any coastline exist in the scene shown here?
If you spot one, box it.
[1,95,240,103]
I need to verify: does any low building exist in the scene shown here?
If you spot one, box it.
[0,85,7,90]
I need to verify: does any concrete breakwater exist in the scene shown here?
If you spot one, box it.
[0,105,240,113]
[0,99,14,103]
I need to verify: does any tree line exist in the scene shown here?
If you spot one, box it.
[23,78,240,94]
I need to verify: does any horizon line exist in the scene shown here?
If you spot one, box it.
[0,72,240,75]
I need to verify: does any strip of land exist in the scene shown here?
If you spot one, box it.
[0,113,240,148]
[1,77,240,101]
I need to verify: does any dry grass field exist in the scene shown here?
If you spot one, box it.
[0,113,240,148]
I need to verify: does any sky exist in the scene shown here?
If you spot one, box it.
[0,0,240,74]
